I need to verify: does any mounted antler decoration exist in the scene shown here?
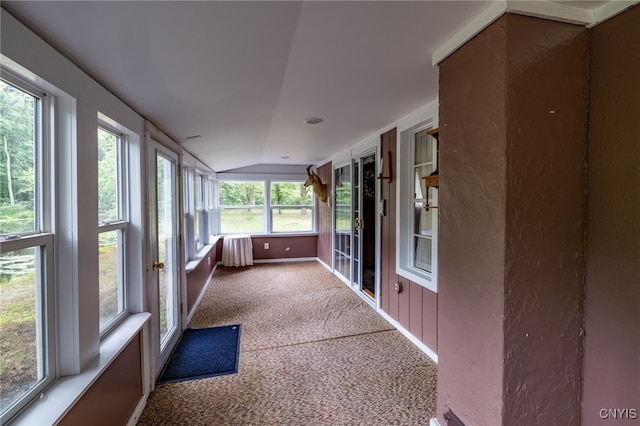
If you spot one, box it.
[304,165,328,203]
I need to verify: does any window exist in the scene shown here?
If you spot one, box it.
[97,126,128,333]
[207,176,215,238]
[194,173,203,249]
[0,75,55,422]
[412,129,437,273]
[218,181,265,234]
[397,120,438,292]
[270,182,313,232]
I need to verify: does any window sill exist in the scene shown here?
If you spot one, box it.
[185,237,221,273]
[397,267,437,293]
[11,313,151,426]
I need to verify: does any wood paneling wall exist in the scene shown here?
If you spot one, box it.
[60,334,143,426]
[379,128,438,353]
[186,242,219,315]
[251,235,317,260]
[316,162,333,267]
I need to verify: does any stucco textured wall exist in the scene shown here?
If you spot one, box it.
[438,13,588,426]
[583,5,640,425]
[438,16,508,426]
[502,15,587,426]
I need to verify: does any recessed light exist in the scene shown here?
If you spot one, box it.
[305,117,323,125]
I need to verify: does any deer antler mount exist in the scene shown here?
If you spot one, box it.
[304,165,328,203]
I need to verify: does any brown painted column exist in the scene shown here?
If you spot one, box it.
[583,5,640,425]
[437,14,587,426]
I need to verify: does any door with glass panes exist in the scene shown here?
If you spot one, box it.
[333,151,377,302]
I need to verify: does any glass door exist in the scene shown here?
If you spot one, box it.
[333,151,377,302]
[333,163,352,282]
[148,139,181,378]
[358,153,377,300]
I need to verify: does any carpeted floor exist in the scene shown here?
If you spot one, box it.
[137,261,437,425]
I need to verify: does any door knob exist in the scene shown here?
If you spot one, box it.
[152,261,165,271]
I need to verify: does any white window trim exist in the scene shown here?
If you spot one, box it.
[97,124,130,336]
[216,173,316,236]
[396,106,439,293]
[0,71,56,423]
[1,23,148,424]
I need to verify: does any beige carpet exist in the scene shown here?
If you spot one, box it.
[137,262,437,425]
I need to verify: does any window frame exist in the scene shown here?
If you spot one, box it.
[397,118,439,292]
[0,72,56,423]
[97,123,129,336]
[194,172,204,250]
[269,180,315,234]
[216,175,316,236]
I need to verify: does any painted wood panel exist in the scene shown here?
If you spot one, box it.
[252,235,317,260]
[379,130,392,316]
[186,243,218,314]
[409,281,423,341]
[316,162,333,266]
[60,334,143,425]
[422,286,437,351]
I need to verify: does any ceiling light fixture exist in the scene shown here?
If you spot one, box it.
[305,117,323,125]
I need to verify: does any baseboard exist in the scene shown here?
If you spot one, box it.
[127,393,150,426]
[316,257,332,272]
[378,310,438,363]
[430,418,441,426]
[253,257,317,264]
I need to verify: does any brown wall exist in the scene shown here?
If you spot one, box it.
[502,15,587,425]
[316,161,333,267]
[583,5,640,425]
[438,18,508,425]
[186,242,220,314]
[60,333,143,426]
[251,235,317,260]
[438,14,588,426]
[378,128,438,352]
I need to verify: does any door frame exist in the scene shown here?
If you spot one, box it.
[145,124,186,384]
[331,143,380,310]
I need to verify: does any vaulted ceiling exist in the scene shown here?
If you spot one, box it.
[2,1,624,171]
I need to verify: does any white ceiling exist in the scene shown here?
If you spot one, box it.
[1,1,617,172]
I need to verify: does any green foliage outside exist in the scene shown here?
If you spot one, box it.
[219,181,313,233]
[0,80,37,235]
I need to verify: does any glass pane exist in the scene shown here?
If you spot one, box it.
[97,128,119,223]
[219,181,265,234]
[414,165,432,200]
[194,210,200,243]
[98,229,124,330]
[157,155,177,346]
[334,164,351,281]
[415,129,432,165]
[0,80,37,235]
[414,203,432,236]
[414,237,432,272]
[271,182,313,232]
[195,175,202,209]
[0,247,45,414]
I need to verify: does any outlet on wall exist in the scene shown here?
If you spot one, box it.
[264,242,269,249]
